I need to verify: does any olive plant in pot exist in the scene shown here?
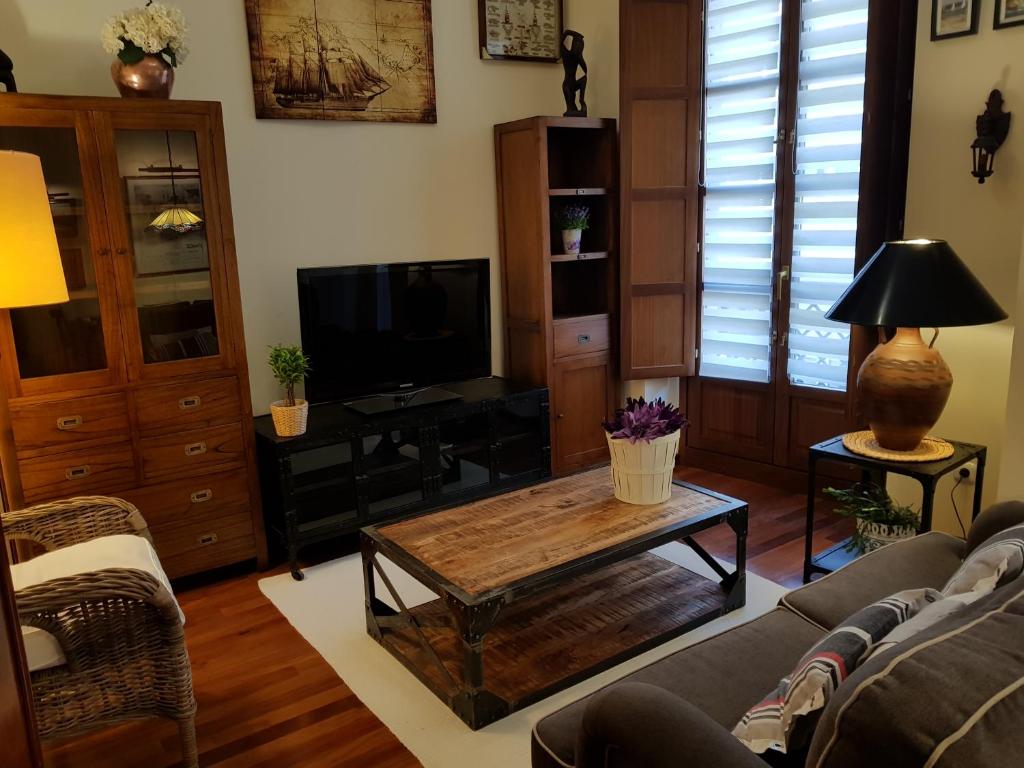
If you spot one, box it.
[603,398,687,505]
[556,205,590,256]
[268,344,311,438]
[824,482,920,554]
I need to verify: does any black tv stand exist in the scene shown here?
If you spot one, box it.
[254,377,550,579]
[344,385,463,416]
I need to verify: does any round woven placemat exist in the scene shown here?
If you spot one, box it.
[842,431,954,462]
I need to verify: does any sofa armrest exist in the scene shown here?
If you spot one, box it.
[576,682,766,768]
[2,496,150,554]
[965,500,1024,555]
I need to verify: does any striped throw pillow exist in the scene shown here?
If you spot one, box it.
[733,588,939,755]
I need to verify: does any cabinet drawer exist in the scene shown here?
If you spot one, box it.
[20,443,136,504]
[11,393,130,455]
[117,470,251,529]
[135,377,241,434]
[149,509,254,560]
[158,528,257,579]
[553,316,610,359]
[139,422,245,480]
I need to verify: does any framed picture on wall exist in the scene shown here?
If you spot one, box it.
[995,0,1024,29]
[931,0,980,40]
[478,0,563,62]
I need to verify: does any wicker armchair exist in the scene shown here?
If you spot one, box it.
[2,496,197,767]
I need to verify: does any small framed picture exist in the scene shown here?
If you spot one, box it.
[931,0,980,40]
[995,0,1024,29]
[478,0,563,62]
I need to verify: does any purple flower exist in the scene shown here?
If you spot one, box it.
[603,397,687,443]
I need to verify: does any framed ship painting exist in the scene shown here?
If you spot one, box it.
[479,0,562,62]
[244,0,436,123]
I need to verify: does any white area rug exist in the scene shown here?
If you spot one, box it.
[259,543,787,768]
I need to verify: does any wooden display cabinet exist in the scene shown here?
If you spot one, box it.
[494,116,618,474]
[0,94,266,578]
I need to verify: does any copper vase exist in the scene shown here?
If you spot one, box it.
[856,327,953,451]
[111,55,174,98]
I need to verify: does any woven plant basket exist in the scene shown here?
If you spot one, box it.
[856,519,916,553]
[270,399,308,437]
[606,431,680,505]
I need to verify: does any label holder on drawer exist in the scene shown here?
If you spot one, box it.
[185,442,208,456]
[179,395,202,410]
[56,415,83,431]
[190,488,214,503]
[65,465,91,480]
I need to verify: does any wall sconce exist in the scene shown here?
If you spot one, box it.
[971,90,1011,184]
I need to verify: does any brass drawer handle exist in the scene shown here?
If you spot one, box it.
[185,441,207,456]
[577,334,591,344]
[190,489,213,503]
[65,465,91,480]
[197,532,219,546]
[56,415,83,431]
[179,395,202,410]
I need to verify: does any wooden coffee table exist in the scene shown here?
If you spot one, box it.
[360,467,748,729]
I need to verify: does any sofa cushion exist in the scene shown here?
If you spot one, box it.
[964,500,1024,555]
[734,588,939,755]
[781,532,964,630]
[807,576,1024,768]
[944,523,1024,596]
[11,534,182,672]
[532,608,824,768]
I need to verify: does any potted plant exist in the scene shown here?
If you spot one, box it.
[556,205,590,256]
[824,483,920,554]
[603,398,687,504]
[268,344,311,438]
[102,1,189,98]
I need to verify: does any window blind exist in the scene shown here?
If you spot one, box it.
[699,0,783,383]
[786,0,868,391]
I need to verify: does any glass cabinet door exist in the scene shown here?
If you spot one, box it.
[0,114,123,394]
[101,115,230,380]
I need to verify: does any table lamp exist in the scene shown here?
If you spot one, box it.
[825,239,1006,453]
[0,150,70,506]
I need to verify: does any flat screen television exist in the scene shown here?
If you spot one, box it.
[297,259,491,404]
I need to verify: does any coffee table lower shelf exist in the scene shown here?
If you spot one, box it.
[366,551,745,729]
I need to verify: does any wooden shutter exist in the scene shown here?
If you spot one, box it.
[619,0,703,380]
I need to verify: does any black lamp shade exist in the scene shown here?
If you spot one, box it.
[824,240,1007,328]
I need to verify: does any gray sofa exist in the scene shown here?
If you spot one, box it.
[531,501,1024,768]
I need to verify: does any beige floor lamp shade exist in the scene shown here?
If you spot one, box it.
[0,150,69,309]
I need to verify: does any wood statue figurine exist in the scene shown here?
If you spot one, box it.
[0,48,16,93]
[560,30,587,117]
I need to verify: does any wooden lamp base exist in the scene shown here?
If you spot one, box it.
[856,327,953,451]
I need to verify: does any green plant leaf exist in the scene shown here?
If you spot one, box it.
[117,39,146,65]
[162,47,177,68]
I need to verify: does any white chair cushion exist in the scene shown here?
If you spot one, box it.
[11,534,184,672]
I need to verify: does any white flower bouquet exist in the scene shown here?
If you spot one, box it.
[102,2,189,68]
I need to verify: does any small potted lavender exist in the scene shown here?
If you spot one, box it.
[556,205,589,256]
[603,398,687,504]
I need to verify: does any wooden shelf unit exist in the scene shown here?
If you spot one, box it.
[494,116,618,475]
[0,93,266,578]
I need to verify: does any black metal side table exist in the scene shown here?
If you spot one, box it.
[803,435,987,583]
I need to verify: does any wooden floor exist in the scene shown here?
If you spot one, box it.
[44,466,849,768]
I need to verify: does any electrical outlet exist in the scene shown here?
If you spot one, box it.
[958,461,978,485]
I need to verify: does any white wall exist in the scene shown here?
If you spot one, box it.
[1001,238,1024,500]
[0,0,619,411]
[891,0,1024,533]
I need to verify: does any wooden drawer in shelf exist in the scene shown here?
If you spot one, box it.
[134,376,241,434]
[553,315,610,359]
[117,470,251,529]
[139,422,246,481]
[20,443,136,504]
[11,393,130,455]
[158,527,257,579]
[149,509,254,560]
